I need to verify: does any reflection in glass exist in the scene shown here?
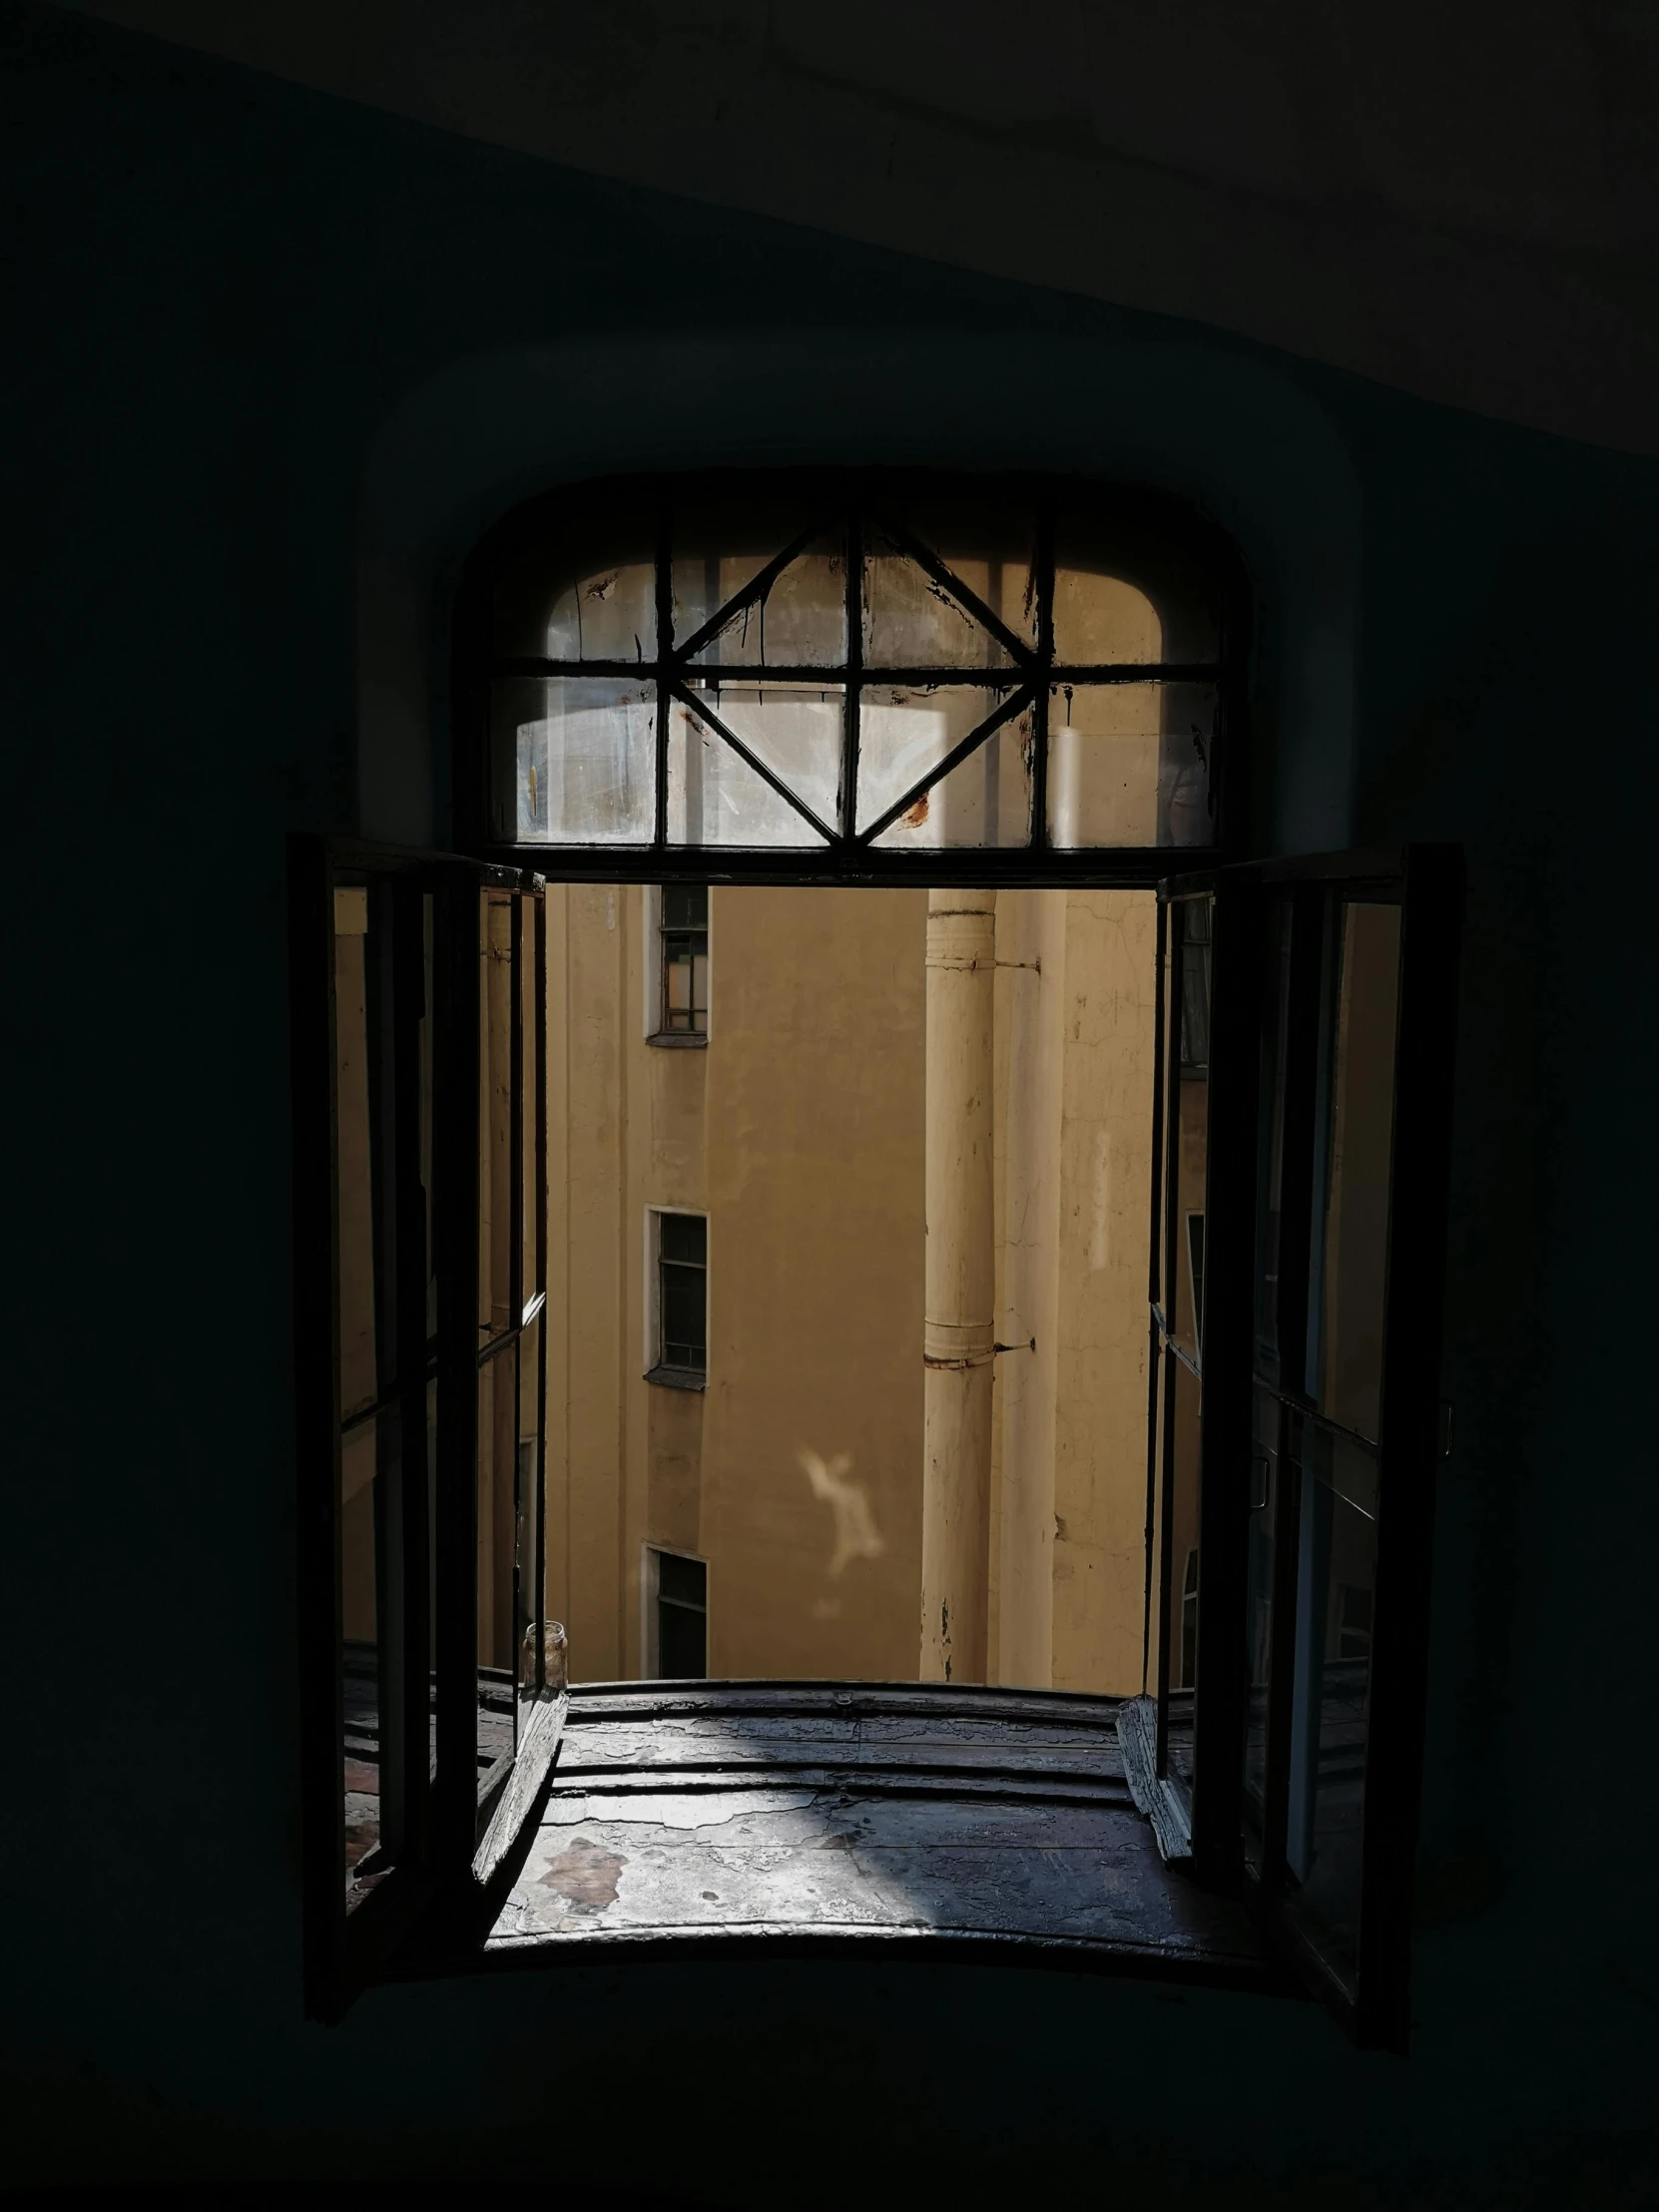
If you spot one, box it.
[519,895,540,1309]
[497,678,655,843]
[1285,1427,1379,1987]
[479,894,514,1342]
[857,686,1015,832]
[1256,898,1294,1382]
[333,887,378,1424]
[668,699,830,846]
[340,1409,397,1894]
[1048,683,1216,848]
[871,705,1032,848]
[1317,902,1401,1443]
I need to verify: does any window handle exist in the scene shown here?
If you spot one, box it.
[1248,1454,1271,1513]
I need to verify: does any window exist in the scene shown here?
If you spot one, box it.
[290,839,561,2018]
[453,469,1245,868]
[649,1210,707,1385]
[295,472,1459,2051]
[654,882,709,1039]
[1135,845,1462,2049]
[647,1548,709,1679]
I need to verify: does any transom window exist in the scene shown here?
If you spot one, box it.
[455,471,1244,870]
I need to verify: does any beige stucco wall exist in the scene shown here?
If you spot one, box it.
[546,878,1156,1693]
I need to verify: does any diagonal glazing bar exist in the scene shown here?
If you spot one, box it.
[671,683,839,844]
[673,516,842,666]
[855,684,1036,846]
[867,509,1037,672]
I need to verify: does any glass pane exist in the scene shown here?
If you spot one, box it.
[1286,1420,1380,1988]
[515,1313,545,1719]
[1243,1386,1284,1858]
[659,1550,706,1606]
[1317,901,1401,1443]
[1256,897,1295,1384]
[489,483,657,660]
[862,531,1015,669]
[494,677,655,844]
[870,704,1033,848]
[1162,1354,1202,1792]
[1171,901,1210,1364]
[668,699,830,847]
[659,1599,708,1678]
[333,886,380,1423]
[477,1341,520,1777]
[519,894,541,1306]
[878,492,1038,652]
[675,535,844,668]
[856,684,1016,832]
[682,680,843,831]
[1052,507,1223,664]
[341,1407,397,1899]
[1048,682,1217,847]
[479,894,514,1342]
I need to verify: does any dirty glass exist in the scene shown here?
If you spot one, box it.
[871,705,1033,848]
[1242,1385,1284,1862]
[674,532,845,669]
[1048,682,1217,848]
[857,685,1017,834]
[1255,898,1294,1384]
[681,680,843,833]
[496,677,656,844]
[862,530,1016,670]
[669,698,830,846]
[518,894,541,1312]
[483,479,1234,850]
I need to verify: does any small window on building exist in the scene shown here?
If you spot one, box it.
[650,1548,709,1679]
[650,1210,707,1385]
[655,883,709,1040]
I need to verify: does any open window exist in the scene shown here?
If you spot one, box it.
[290,473,1461,2040]
[1133,846,1461,2048]
[288,836,563,2019]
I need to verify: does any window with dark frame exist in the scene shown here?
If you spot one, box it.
[652,1210,707,1383]
[651,1548,709,1679]
[656,883,709,1037]
[288,470,1459,2050]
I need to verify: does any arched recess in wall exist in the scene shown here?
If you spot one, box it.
[354,330,1363,858]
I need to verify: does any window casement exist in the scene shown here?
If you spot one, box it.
[291,470,1459,2050]
[644,1547,709,1680]
[289,838,560,2019]
[1128,847,1462,2049]
[647,1208,707,1388]
[653,882,709,1040]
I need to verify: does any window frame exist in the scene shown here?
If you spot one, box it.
[1134,844,1462,2051]
[643,1544,711,1680]
[645,1205,709,1390]
[289,835,565,2022]
[451,467,1253,886]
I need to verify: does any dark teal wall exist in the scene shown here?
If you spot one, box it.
[5,3,1657,2199]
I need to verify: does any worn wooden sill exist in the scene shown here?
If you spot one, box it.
[394,1682,1275,1993]
[647,1031,709,1049]
[644,1365,707,1392]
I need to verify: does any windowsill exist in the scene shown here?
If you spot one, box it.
[392,1682,1280,1998]
[645,1365,707,1391]
[647,1032,709,1049]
